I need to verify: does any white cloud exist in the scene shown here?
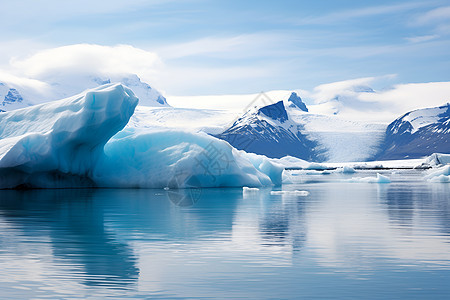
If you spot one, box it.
[0,44,166,101]
[360,81,450,111]
[0,71,50,92]
[309,79,450,123]
[312,76,380,104]
[10,44,162,81]
[2,43,284,97]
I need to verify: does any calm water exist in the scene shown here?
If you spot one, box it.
[0,170,449,299]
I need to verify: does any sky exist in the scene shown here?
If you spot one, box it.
[0,0,450,102]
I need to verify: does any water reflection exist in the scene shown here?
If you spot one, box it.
[303,174,450,270]
[381,182,450,237]
[256,191,307,251]
[382,185,415,228]
[0,171,449,298]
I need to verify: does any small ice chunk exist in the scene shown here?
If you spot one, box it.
[305,163,328,170]
[243,187,260,192]
[346,173,391,183]
[425,165,450,182]
[270,190,310,196]
[428,175,450,183]
[375,173,391,183]
[336,166,356,174]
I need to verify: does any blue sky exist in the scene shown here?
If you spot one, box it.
[1,0,450,95]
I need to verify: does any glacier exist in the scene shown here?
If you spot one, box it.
[0,84,282,189]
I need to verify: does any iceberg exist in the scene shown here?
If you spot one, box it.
[425,165,450,183]
[93,129,281,188]
[346,173,391,184]
[0,84,282,189]
[0,83,137,188]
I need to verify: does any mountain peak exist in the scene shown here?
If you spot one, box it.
[3,88,23,105]
[258,100,288,123]
[376,103,450,160]
[287,92,308,112]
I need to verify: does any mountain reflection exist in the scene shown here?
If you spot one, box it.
[380,182,450,236]
[257,191,307,251]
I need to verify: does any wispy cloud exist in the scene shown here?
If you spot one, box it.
[404,5,450,45]
[156,33,291,60]
[295,2,431,25]
[405,34,440,43]
[416,5,450,24]
[0,0,185,21]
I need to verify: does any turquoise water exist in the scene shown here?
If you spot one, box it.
[0,170,449,299]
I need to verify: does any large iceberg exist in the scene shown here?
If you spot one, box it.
[0,84,282,189]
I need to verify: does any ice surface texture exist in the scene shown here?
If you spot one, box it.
[0,84,282,189]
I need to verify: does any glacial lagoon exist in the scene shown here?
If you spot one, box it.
[0,170,449,299]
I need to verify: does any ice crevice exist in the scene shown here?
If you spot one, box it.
[0,83,283,189]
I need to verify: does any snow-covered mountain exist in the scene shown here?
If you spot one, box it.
[214,100,320,161]
[213,95,386,163]
[45,74,169,107]
[0,73,168,112]
[376,103,450,160]
[0,82,28,111]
